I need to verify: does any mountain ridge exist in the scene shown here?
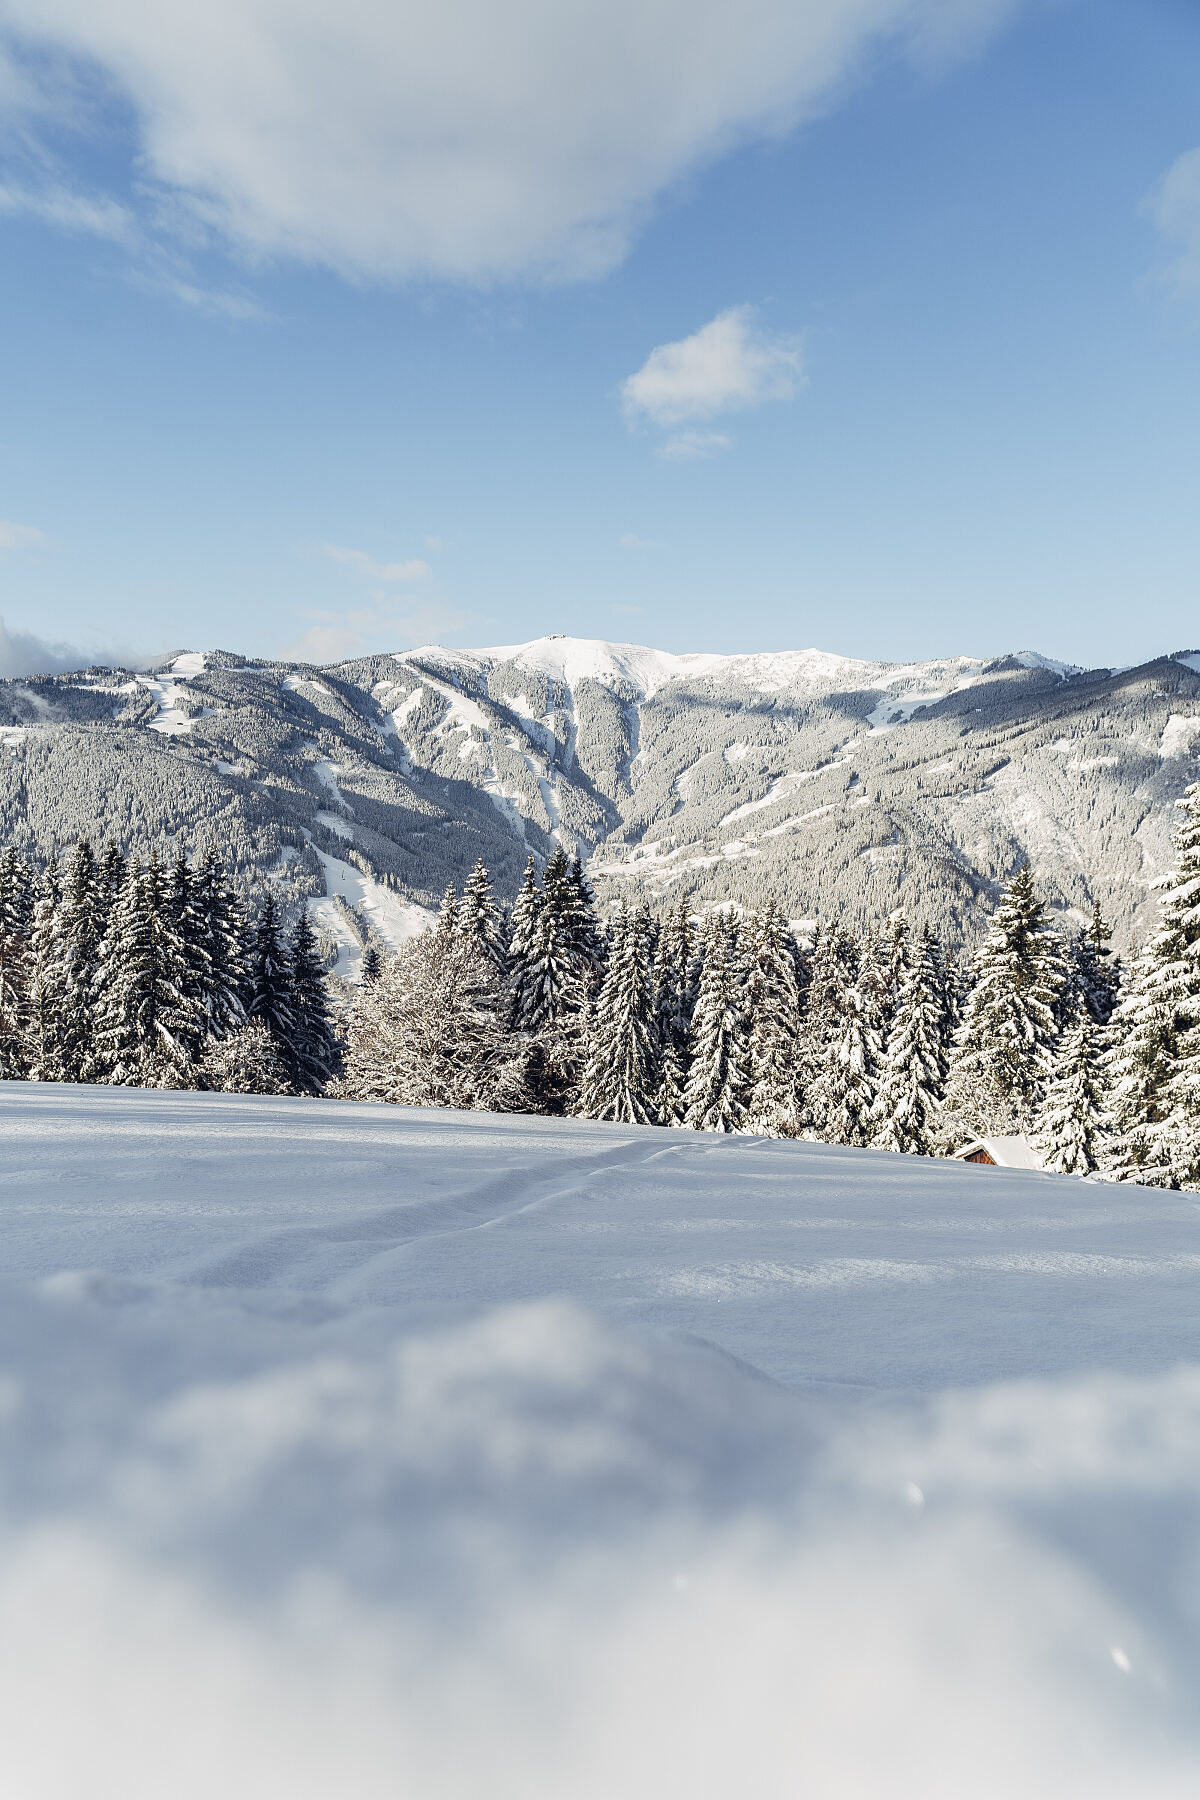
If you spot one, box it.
[3,634,1199,975]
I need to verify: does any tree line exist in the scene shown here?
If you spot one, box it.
[5,786,1200,1187]
[0,841,338,1096]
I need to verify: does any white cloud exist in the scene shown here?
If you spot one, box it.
[618,534,658,550]
[0,0,1017,284]
[623,307,803,429]
[0,178,133,243]
[0,616,143,677]
[1148,147,1200,292]
[0,520,46,551]
[658,429,735,461]
[318,544,433,584]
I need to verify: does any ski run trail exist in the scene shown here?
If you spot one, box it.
[5,1082,1200,1796]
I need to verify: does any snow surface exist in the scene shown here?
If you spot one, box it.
[399,637,1007,705]
[1160,714,1200,761]
[5,1083,1200,1795]
[138,654,211,736]
[307,848,433,978]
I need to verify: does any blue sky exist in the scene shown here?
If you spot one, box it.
[1,0,1198,673]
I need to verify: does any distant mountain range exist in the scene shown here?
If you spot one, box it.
[3,636,1199,972]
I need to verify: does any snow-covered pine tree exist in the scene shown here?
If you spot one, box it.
[683,914,750,1133]
[810,967,883,1147]
[22,858,63,1081]
[1066,898,1120,1026]
[458,859,507,972]
[1107,784,1200,1186]
[192,850,247,1042]
[1035,1013,1108,1175]
[800,921,861,1140]
[567,854,605,984]
[873,923,948,1155]
[246,889,295,1061]
[287,907,340,1094]
[578,899,658,1124]
[91,860,191,1083]
[651,897,693,1125]
[434,881,460,951]
[200,1020,292,1095]
[945,865,1065,1141]
[165,850,209,1065]
[743,899,802,1137]
[39,839,102,1082]
[360,942,383,985]
[513,848,591,1110]
[506,856,543,1025]
[0,844,32,1078]
[339,929,528,1111]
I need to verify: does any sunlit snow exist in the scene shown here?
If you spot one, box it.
[4,1084,1200,1796]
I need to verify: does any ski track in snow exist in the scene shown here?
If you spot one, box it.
[7,1086,1200,1794]
[138,653,212,736]
[307,847,433,977]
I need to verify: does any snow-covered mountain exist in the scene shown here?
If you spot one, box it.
[3,634,1200,954]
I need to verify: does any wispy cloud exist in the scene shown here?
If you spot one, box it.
[623,306,803,431]
[0,520,47,551]
[618,534,658,551]
[318,543,433,584]
[0,178,134,243]
[1147,147,1200,293]
[657,430,734,462]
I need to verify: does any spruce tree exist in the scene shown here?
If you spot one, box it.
[743,899,802,1138]
[41,840,101,1082]
[0,845,32,1079]
[1067,899,1120,1026]
[873,924,948,1155]
[458,859,507,972]
[811,977,883,1148]
[945,866,1065,1141]
[288,907,340,1094]
[360,942,383,986]
[246,889,295,1059]
[434,881,460,952]
[683,915,750,1133]
[651,897,693,1124]
[578,900,658,1124]
[567,854,605,984]
[1035,1014,1108,1175]
[192,850,247,1042]
[91,860,191,1083]
[23,858,63,1081]
[506,856,543,1025]
[801,922,866,1142]
[1107,784,1200,1185]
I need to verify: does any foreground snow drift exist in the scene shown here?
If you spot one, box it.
[4,1085,1200,1795]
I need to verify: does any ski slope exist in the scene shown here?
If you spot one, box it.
[3,1082,1200,1796]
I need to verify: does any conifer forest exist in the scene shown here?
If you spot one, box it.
[6,784,1200,1185]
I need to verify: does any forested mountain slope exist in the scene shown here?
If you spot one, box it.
[3,637,1199,950]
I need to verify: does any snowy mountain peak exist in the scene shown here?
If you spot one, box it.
[395,634,1072,705]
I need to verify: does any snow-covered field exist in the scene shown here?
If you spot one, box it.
[4,1083,1200,1796]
